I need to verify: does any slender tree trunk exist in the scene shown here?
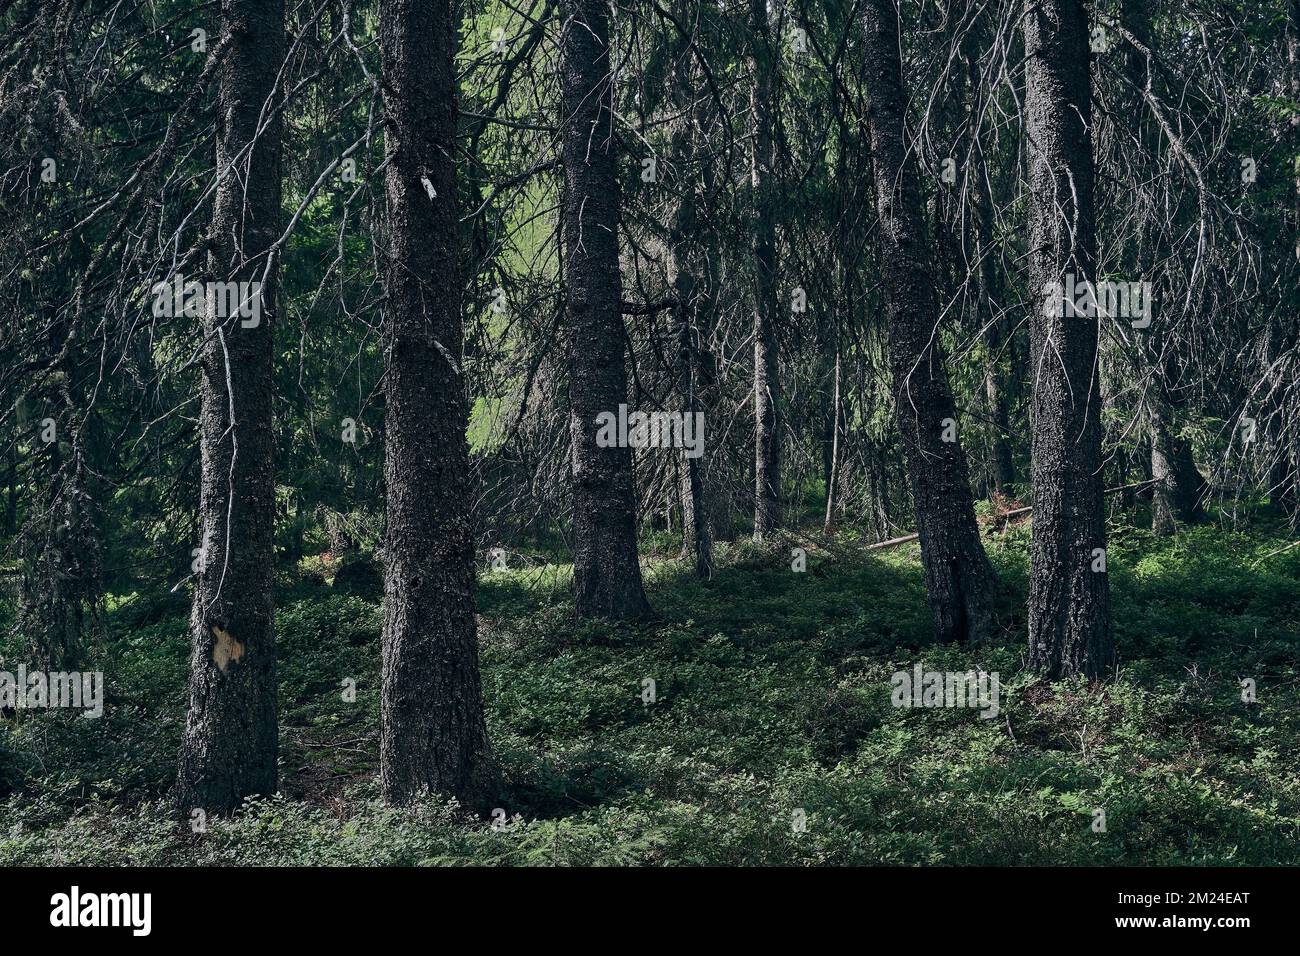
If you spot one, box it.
[1122,0,1204,530]
[1100,359,1135,516]
[1023,0,1114,680]
[668,57,714,578]
[676,312,713,577]
[970,134,1015,493]
[861,0,996,645]
[865,435,893,540]
[679,459,695,551]
[376,0,495,808]
[824,348,842,533]
[1149,399,1179,535]
[750,0,781,537]
[952,24,1016,497]
[983,315,1015,494]
[176,0,283,815]
[561,0,651,619]
[4,450,15,537]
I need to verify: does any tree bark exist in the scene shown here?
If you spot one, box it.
[668,57,715,578]
[561,0,652,619]
[4,449,15,537]
[176,0,283,815]
[1023,0,1114,680]
[1121,0,1205,532]
[1148,385,1206,535]
[750,0,781,538]
[1149,399,1179,535]
[861,0,996,645]
[1290,0,1299,261]
[824,347,842,533]
[982,312,1016,494]
[376,0,496,808]
[676,312,713,578]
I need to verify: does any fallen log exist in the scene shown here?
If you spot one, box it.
[864,478,1161,552]
[1252,539,1300,567]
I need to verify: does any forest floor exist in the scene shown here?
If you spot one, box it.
[1,516,1298,865]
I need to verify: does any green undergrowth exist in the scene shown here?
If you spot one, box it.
[1,519,1297,865]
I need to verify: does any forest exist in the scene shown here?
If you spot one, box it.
[0,0,1298,868]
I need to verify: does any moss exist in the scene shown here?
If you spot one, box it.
[2,520,1297,865]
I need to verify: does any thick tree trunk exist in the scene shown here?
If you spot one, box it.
[1275,1,1300,526]
[376,0,495,808]
[750,0,781,537]
[561,0,651,619]
[861,0,996,645]
[18,430,101,672]
[1023,0,1114,680]
[176,0,283,815]
[1290,0,1299,261]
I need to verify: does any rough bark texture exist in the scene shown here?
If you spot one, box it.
[668,56,715,578]
[1291,0,1299,261]
[1023,0,1115,679]
[676,312,713,578]
[823,348,841,533]
[561,0,652,619]
[377,0,495,808]
[176,0,283,815]
[861,0,996,645]
[749,0,781,537]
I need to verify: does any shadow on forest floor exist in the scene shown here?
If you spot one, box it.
[1,518,1297,865]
